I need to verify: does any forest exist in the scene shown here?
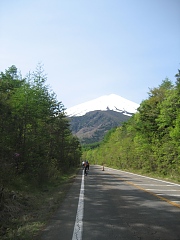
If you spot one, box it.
[0,65,82,189]
[0,65,180,238]
[83,70,180,183]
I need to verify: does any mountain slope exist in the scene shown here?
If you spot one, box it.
[66,94,139,144]
[68,110,131,144]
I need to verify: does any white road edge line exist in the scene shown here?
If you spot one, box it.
[72,170,84,240]
[156,194,180,197]
[145,189,179,191]
[106,167,180,187]
[136,184,173,186]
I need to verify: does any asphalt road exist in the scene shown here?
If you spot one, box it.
[40,165,180,240]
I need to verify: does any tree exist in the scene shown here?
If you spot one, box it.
[0,65,82,187]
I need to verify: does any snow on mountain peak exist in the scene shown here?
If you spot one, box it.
[65,94,139,117]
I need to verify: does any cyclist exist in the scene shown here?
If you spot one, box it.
[84,161,89,175]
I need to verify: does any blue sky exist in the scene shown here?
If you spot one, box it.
[0,0,180,108]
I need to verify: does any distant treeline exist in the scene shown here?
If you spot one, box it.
[0,65,82,187]
[83,70,180,182]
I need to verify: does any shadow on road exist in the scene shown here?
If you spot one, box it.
[83,165,180,240]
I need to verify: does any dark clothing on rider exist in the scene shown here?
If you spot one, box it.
[86,162,89,170]
[84,161,89,175]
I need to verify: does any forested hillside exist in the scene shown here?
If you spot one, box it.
[83,70,180,182]
[0,65,82,188]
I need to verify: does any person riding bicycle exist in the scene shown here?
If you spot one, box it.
[84,160,89,175]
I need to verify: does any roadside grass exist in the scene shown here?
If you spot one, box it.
[1,165,179,240]
[0,168,79,240]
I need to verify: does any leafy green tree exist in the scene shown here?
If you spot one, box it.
[0,65,82,187]
[83,73,180,181]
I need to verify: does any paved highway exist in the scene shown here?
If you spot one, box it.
[40,165,180,240]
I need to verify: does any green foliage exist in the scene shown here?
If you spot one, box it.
[83,74,180,182]
[82,142,100,150]
[0,168,78,240]
[0,65,82,189]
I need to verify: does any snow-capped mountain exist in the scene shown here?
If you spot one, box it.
[66,94,139,117]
